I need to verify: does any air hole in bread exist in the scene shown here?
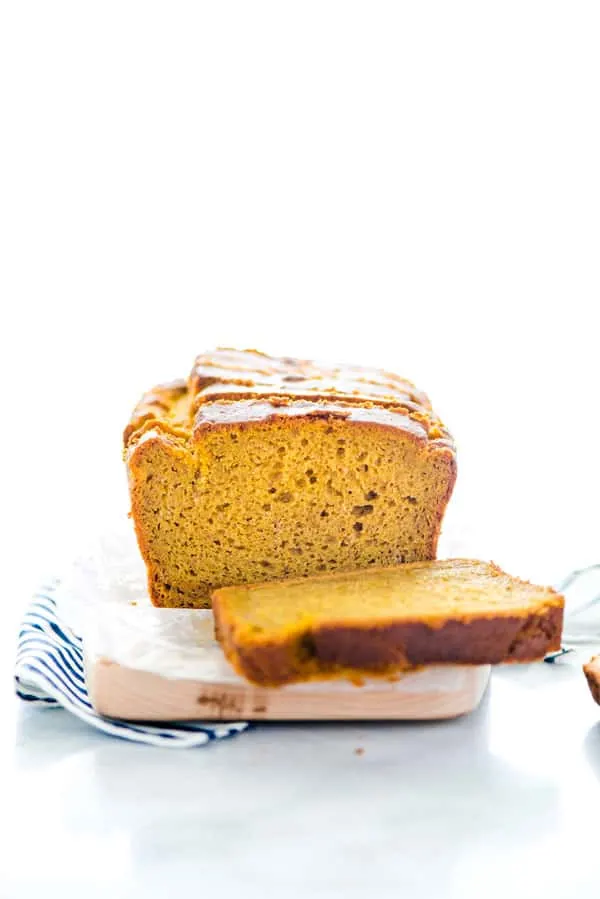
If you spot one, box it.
[352,505,374,516]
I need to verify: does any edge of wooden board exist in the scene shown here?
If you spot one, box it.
[87,656,492,722]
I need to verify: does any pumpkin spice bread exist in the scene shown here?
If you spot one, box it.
[212,560,565,686]
[124,349,456,608]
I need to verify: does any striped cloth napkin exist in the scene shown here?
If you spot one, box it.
[14,580,248,748]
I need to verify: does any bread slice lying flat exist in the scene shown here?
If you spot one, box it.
[212,559,564,686]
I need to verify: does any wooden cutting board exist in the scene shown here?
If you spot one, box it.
[87,654,491,722]
[82,602,491,722]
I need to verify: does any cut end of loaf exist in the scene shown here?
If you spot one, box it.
[128,411,456,608]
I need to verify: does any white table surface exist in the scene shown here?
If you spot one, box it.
[4,474,600,899]
[3,657,600,899]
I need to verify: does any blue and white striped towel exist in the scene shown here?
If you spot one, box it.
[15,581,248,747]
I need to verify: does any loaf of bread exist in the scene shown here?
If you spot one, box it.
[124,349,456,608]
[212,560,565,686]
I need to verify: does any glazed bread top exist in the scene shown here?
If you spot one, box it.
[124,348,455,450]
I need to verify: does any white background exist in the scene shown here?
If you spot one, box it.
[2,7,600,898]
[2,1,599,610]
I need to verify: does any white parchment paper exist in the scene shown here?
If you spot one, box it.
[60,524,489,694]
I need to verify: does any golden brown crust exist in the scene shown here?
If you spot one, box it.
[189,347,432,406]
[124,350,455,450]
[212,561,565,686]
[123,380,190,446]
[583,656,600,705]
[192,398,452,446]
[186,348,451,443]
